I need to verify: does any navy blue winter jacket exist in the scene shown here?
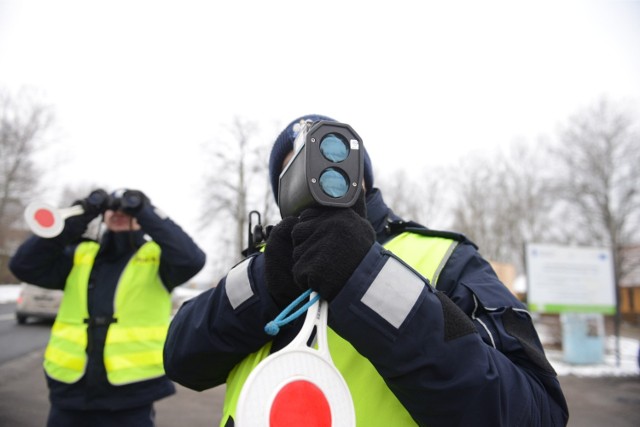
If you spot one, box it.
[10,203,206,411]
[163,188,568,426]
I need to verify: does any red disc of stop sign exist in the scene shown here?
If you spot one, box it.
[270,380,331,427]
[33,208,55,227]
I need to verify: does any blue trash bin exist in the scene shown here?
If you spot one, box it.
[561,313,605,364]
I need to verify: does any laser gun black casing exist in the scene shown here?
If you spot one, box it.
[278,120,364,218]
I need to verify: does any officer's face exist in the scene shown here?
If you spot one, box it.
[104,210,141,232]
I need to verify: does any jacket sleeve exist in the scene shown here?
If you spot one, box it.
[134,204,206,290]
[163,254,285,391]
[9,234,77,290]
[327,242,569,427]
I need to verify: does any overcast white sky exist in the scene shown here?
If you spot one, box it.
[1,0,639,283]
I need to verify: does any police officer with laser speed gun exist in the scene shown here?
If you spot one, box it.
[164,114,568,426]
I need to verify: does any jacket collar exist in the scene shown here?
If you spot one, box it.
[99,229,146,259]
[365,188,404,243]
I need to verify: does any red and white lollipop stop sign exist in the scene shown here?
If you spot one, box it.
[24,202,85,238]
[236,296,355,427]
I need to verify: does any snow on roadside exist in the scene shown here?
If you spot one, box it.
[547,335,639,377]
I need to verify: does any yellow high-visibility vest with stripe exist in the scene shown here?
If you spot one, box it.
[43,240,171,385]
[221,232,458,426]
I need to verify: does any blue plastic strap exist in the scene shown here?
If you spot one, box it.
[264,289,320,336]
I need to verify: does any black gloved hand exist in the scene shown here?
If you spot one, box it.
[264,216,306,308]
[291,207,375,301]
[76,189,110,217]
[118,189,149,216]
[65,189,108,241]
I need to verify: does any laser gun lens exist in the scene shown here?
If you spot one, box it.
[319,168,349,198]
[320,133,349,162]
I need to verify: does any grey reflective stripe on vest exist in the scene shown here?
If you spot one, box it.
[225,258,253,309]
[361,257,425,329]
[432,240,459,286]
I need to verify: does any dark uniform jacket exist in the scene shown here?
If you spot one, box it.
[10,204,206,411]
[163,188,568,426]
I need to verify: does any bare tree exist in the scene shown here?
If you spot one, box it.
[0,88,54,282]
[552,98,640,285]
[199,117,275,276]
[450,152,504,261]
[377,165,453,230]
[449,140,557,273]
[498,139,559,272]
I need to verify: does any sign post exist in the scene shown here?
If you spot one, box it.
[525,243,617,364]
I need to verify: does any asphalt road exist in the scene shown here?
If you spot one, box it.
[1,302,639,426]
[4,351,640,426]
[0,347,226,426]
[0,304,52,365]
[0,302,226,426]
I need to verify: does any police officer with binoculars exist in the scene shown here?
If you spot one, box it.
[10,188,206,427]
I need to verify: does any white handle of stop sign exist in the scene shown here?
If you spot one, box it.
[235,293,355,426]
[24,202,85,238]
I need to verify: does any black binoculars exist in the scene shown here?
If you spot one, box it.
[85,189,144,213]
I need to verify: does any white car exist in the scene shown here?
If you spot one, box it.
[15,283,63,324]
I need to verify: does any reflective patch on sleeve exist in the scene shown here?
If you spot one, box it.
[361,257,424,328]
[225,258,253,309]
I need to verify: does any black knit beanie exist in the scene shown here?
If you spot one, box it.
[268,114,374,202]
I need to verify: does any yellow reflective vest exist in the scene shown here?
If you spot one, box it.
[44,240,171,385]
[221,231,459,426]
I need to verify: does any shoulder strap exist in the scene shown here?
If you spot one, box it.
[385,219,478,249]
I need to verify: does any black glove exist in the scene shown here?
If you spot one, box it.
[76,189,110,216]
[118,189,149,216]
[264,216,305,308]
[65,189,109,241]
[291,207,375,301]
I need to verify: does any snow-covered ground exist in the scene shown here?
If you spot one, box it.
[1,284,638,377]
[546,336,639,377]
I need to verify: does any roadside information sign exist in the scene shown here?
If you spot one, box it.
[526,243,616,314]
